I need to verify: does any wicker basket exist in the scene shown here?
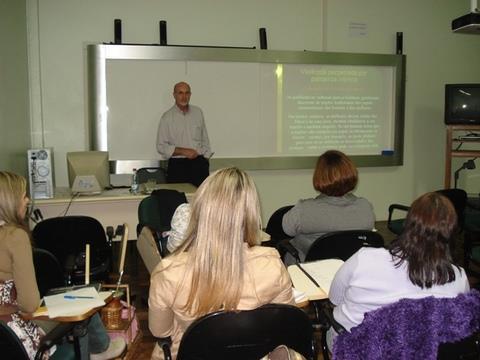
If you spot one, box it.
[101,297,123,329]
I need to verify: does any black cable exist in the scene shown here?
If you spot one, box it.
[63,192,79,216]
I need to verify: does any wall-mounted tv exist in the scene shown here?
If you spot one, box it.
[445,84,480,125]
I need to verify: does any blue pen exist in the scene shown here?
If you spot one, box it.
[64,295,95,299]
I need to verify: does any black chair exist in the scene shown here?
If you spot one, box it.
[282,230,384,263]
[137,189,187,256]
[160,303,316,360]
[32,216,110,285]
[263,205,294,249]
[32,248,66,298]
[137,167,167,184]
[0,320,75,360]
[463,203,480,279]
[387,188,468,235]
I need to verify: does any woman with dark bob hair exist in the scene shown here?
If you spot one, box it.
[282,150,375,262]
[327,192,470,346]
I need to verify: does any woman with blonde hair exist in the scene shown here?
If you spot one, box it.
[149,167,294,359]
[0,171,125,359]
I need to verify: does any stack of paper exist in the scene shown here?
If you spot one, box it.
[43,287,105,318]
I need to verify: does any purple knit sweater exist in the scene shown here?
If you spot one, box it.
[333,290,480,360]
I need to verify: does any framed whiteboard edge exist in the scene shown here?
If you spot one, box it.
[87,44,406,171]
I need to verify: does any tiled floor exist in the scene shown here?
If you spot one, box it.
[115,221,479,360]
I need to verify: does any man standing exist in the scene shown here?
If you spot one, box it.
[157,82,212,187]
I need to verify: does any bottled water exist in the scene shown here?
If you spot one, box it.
[131,168,139,194]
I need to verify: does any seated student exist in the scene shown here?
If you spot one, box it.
[0,171,126,360]
[148,167,294,359]
[165,203,191,253]
[282,150,375,262]
[327,192,470,349]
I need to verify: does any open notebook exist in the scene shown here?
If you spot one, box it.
[288,259,344,301]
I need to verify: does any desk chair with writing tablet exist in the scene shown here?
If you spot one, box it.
[263,205,294,251]
[159,304,316,360]
[32,248,66,298]
[281,230,384,337]
[281,230,384,264]
[137,189,187,256]
[32,216,110,285]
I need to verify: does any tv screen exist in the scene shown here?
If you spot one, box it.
[445,84,480,125]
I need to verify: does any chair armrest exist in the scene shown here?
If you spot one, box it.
[35,323,74,360]
[321,303,346,335]
[157,337,172,360]
[387,204,410,224]
[277,238,300,262]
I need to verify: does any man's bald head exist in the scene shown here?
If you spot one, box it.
[173,82,191,111]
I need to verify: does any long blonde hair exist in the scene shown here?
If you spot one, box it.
[0,171,28,227]
[176,167,262,316]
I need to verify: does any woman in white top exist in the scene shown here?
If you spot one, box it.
[328,192,470,347]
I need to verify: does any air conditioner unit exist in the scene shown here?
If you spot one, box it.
[452,0,480,33]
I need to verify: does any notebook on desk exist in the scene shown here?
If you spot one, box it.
[288,259,344,301]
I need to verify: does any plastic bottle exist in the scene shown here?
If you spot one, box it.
[131,168,139,194]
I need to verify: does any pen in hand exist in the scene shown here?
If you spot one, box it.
[64,295,95,299]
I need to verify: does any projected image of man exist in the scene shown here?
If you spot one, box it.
[157,82,212,187]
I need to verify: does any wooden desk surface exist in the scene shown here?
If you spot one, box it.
[35,183,197,205]
[23,291,113,322]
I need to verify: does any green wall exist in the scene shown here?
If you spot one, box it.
[0,0,30,176]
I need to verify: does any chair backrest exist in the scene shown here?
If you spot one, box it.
[136,227,162,273]
[305,230,384,262]
[32,216,110,284]
[0,321,29,359]
[437,188,467,229]
[32,248,65,298]
[137,167,167,184]
[437,332,480,360]
[137,189,187,236]
[264,205,294,247]
[176,303,315,360]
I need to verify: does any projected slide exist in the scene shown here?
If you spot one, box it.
[278,64,395,156]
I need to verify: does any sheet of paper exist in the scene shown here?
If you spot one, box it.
[44,287,105,318]
[301,259,344,295]
[288,266,327,301]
